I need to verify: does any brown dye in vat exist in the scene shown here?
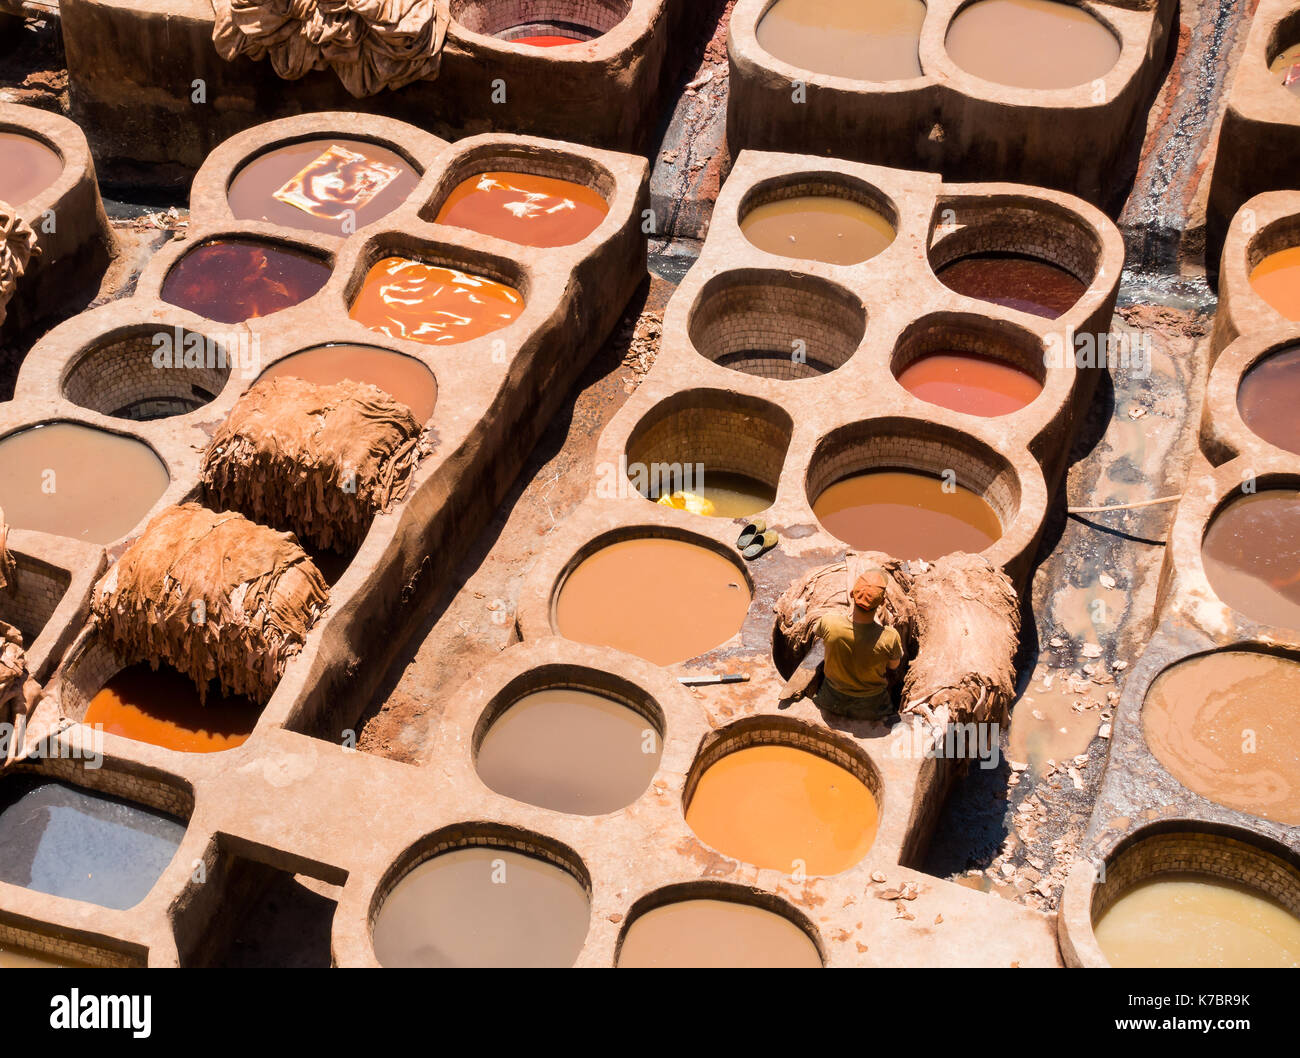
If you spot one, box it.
[435,171,608,247]
[1248,248,1300,320]
[0,132,63,205]
[756,0,926,81]
[349,256,524,346]
[555,538,750,666]
[897,352,1042,417]
[226,138,418,235]
[475,688,661,815]
[648,470,776,519]
[161,240,331,324]
[1142,652,1300,825]
[686,745,878,875]
[813,470,1001,560]
[0,423,169,544]
[258,343,438,423]
[1201,491,1300,631]
[617,899,822,968]
[740,195,895,266]
[1238,346,1300,455]
[935,253,1086,319]
[1094,875,1300,968]
[83,662,258,754]
[945,0,1120,90]
[370,847,589,967]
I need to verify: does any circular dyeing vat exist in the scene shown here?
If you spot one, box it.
[475,688,661,815]
[813,469,1001,559]
[617,898,822,968]
[945,0,1120,90]
[226,138,419,235]
[371,846,590,967]
[83,662,260,754]
[349,256,524,346]
[1094,875,1300,968]
[554,538,751,666]
[1201,490,1300,631]
[1238,346,1300,455]
[896,352,1042,417]
[740,195,895,266]
[686,744,878,875]
[755,0,926,81]
[1142,651,1300,825]
[0,131,63,205]
[1249,247,1300,320]
[161,240,331,323]
[0,779,185,911]
[434,172,608,247]
[0,423,169,544]
[935,253,1085,319]
[258,344,438,423]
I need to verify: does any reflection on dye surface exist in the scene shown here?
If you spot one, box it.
[161,240,331,323]
[0,132,63,205]
[475,688,661,815]
[1238,346,1300,455]
[1249,248,1300,320]
[0,423,169,543]
[648,470,775,519]
[555,538,751,666]
[756,0,926,81]
[1201,491,1300,631]
[0,780,184,910]
[258,344,438,423]
[435,172,608,247]
[945,0,1120,89]
[1143,652,1300,825]
[1094,875,1300,968]
[686,745,878,875]
[740,195,896,266]
[617,899,822,968]
[371,847,589,967]
[349,256,524,345]
[227,139,418,235]
[813,469,1001,559]
[84,662,259,754]
[935,253,1086,319]
[897,352,1042,417]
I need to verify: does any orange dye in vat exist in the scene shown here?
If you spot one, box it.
[897,352,1043,417]
[435,171,608,247]
[1249,247,1300,320]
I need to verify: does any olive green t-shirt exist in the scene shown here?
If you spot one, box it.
[814,614,903,697]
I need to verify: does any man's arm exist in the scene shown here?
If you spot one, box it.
[780,631,826,701]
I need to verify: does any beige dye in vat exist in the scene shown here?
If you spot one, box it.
[0,132,63,205]
[617,899,822,968]
[1094,874,1300,968]
[0,944,85,968]
[740,195,895,266]
[756,0,926,81]
[258,343,438,423]
[1201,490,1300,631]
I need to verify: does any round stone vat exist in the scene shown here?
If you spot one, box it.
[256,343,438,424]
[1268,12,1300,94]
[472,665,664,815]
[624,391,793,518]
[737,173,898,267]
[688,269,867,379]
[61,324,233,420]
[927,197,1099,320]
[1200,485,1300,631]
[552,530,752,666]
[0,422,170,544]
[160,238,332,324]
[452,0,632,45]
[755,0,926,82]
[683,718,882,877]
[370,824,591,967]
[1141,647,1300,826]
[1236,343,1300,455]
[890,313,1046,418]
[616,882,824,968]
[806,419,1019,561]
[1084,825,1300,968]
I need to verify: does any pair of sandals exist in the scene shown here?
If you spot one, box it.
[737,518,778,560]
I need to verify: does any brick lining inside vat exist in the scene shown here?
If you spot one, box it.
[928,198,1101,284]
[62,328,232,420]
[49,629,140,722]
[3,758,193,821]
[688,271,866,379]
[737,174,900,230]
[806,419,1022,530]
[0,552,69,648]
[1245,214,1300,272]
[0,919,145,968]
[890,314,1047,383]
[452,0,633,36]
[421,146,616,224]
[624,392,793,493]
[1090,826,1300,923]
